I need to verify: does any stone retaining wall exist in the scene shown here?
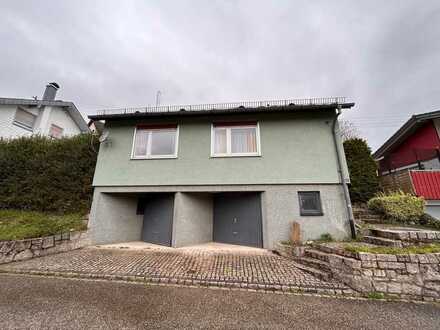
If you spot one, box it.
[276,243,305,258]
[0,231,89,265]
[371,228,440,243]
[325,248,440,301]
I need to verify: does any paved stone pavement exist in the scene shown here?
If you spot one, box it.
[1,274,439,330]
[0,247,350,294]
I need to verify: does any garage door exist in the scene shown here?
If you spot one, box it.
[141,194,174,246]
[213,192,262,248]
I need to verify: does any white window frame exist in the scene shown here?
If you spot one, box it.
[49,124,64,139]
[131,126,179,159]
[13,107,37,131]
[210,123,261,157]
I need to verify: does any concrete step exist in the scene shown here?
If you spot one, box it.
[362,235,403,248]
[312,244,360,259]
[371,228,440,242]
[357,214,382,219]
[304,249,331,262]
[295,257,332,273]
[359,218,383,224]
[293,261,332,281]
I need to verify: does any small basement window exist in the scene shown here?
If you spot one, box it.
[49,124,64,139]
[132,125,178,159]
[13,107,37,131]
[298,191,323,216]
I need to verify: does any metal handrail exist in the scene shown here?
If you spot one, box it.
[95,97,347,116]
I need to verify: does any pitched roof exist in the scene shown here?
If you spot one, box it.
[410,170,440,200]
[0,97,89,132]
[88,97,354,121]
[373,110,440,159]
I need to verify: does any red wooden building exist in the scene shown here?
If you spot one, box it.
[373,110,440,219]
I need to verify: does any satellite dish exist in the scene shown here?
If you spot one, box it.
[99,130,109,143]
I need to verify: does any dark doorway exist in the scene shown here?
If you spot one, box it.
[213,192,263,248]
[141,194,174,246]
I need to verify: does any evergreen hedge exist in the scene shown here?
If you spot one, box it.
[0,134,98,214]
[343,138,380,203]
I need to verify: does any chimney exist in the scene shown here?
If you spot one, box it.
[42,82,60,101]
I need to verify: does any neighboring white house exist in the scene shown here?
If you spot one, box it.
[0,82,89,139]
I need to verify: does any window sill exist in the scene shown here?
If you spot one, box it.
[210,154,261,158]
[300,212,324,217]
[12,121,34,132]
[131,156,178,160]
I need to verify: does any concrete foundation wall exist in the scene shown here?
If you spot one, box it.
[90,184,350,249]
[426,200,440,220]
[173,192,213,247]
[263,185,350,248]
[88,191,143,245]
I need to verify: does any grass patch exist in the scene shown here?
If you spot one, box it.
[316,233,334,242]
[0,209,87,241]
[367,292,385,300]
[344,243,440,255]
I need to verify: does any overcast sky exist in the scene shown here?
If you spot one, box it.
[1,1,439,149]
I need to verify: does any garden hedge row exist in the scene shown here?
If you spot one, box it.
[0,134,98,214]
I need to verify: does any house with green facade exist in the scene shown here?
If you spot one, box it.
[88,98,355,249]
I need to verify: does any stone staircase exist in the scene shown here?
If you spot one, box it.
[294,226,440,280]
[352,205,383,224]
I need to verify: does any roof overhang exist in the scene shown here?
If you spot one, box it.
[373,110,440,159]
[88,102,355,121]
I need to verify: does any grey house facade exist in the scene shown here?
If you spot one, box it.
[88,98,355,249]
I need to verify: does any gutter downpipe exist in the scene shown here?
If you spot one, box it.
[332,105,357,239]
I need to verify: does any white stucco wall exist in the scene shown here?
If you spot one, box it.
[45,106,82,136]
[0,105,39,139]
[0,104,82,139]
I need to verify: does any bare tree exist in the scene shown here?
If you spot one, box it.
[339,120,360,141]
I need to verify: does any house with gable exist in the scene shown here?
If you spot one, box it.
[0,82,88,139]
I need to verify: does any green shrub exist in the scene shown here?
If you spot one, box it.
[0,134,98,214]
[367,292,385,300]
[317,233,334,242]
[367,191,425,223]
[419,213,440,230]
[343,138,380,203]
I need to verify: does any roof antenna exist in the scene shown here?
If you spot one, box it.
[156,90,162,108]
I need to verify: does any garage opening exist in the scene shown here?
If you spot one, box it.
[138,193,174,247]
[213,192,263,248]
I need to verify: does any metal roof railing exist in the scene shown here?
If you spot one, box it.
[95,97,347,116]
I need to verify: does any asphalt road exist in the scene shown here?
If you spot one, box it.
[0,274,439,330]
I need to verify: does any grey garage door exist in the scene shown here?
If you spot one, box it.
[142,194,174,246]
[213,192,263,248]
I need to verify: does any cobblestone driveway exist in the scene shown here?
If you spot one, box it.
[0,247,350,295]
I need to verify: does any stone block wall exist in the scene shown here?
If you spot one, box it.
[372,229,440,244]
[0,231,89,265]
[276,243,305,258]
[327,251,440,301]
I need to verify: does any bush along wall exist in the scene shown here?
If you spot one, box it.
[0,134,98,214]
[367,191,425,224]
[343,138,380,203]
